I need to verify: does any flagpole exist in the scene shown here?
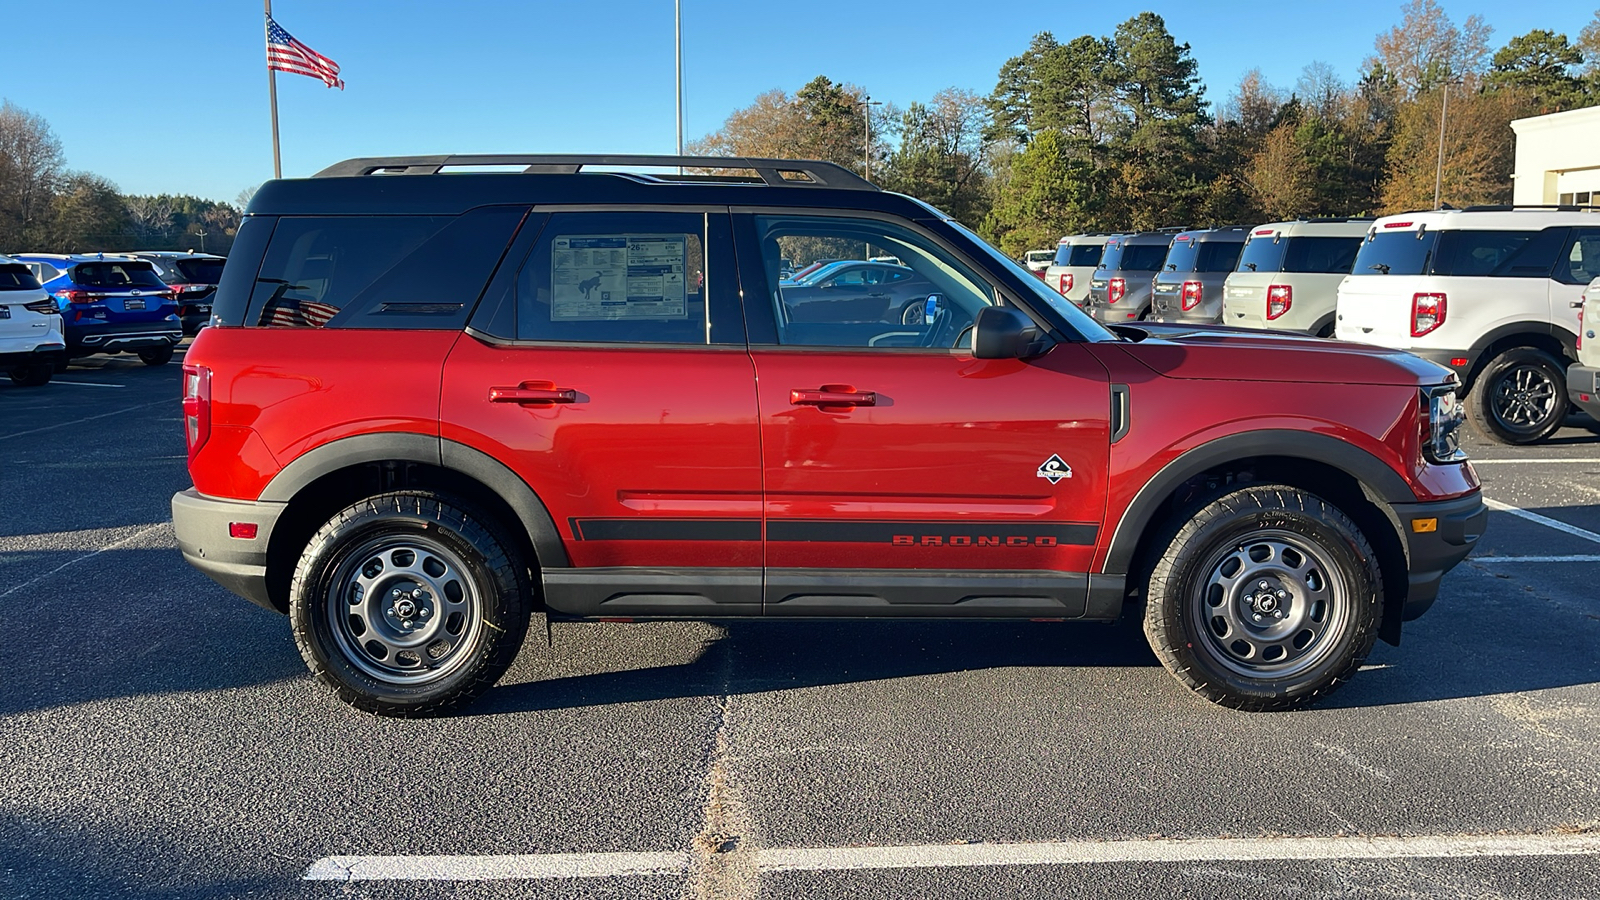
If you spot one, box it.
[266,0,282,179]
[675,0,683,161]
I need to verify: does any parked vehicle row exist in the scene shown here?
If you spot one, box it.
[1045,206,1598,445]
[0,250,225,379]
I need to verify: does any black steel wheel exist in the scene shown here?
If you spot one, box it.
[1143,485,1381,711]
[1467,347,1567,445]
[289,492,532,716]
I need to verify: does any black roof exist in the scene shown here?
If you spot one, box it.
[249,154,933,218]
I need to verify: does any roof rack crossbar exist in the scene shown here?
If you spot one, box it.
[311,154,879,190]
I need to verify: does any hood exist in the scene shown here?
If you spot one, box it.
[1103,322,1453,386]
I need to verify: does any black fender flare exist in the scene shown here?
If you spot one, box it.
[259,431,570,567]
[1102,429,1414,575]
[1460,322,1578,386]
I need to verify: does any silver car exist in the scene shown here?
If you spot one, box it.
[1085,231,1176,324]
[1149,227,1249,326]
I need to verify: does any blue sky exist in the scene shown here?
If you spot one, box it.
[0,0,1589,203]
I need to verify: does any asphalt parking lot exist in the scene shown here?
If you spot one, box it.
[2,348,1598,899]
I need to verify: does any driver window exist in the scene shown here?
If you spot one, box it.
[755,215,995,349]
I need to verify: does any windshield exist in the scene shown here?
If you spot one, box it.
[174,258,226,283]
[70,261,167,288]
[948,221,1116,342]
[1352,230,1440,276]
[0,264,42,291]
[1164,238,1244,273]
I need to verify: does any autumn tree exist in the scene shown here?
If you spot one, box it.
[0,101,65,250]
[47,172,129,251]
[879,88,993,225]
[689,76,889,177]
[1370,0,1494,95]
[1380,84,1527,211]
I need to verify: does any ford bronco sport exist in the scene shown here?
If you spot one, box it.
[172,155,1485,716]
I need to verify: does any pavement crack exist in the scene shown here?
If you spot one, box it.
[684,638,759,900]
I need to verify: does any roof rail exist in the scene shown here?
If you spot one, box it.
[1295,216,1376,223]
[1460,203,1598,212]
[311,154,879,191]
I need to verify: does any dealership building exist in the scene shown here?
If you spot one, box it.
[1511,105,1600,206]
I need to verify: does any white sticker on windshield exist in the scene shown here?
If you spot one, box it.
[551,234,688,321]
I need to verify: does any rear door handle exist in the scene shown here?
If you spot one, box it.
[489,382,578,404]
[791,385,877,407]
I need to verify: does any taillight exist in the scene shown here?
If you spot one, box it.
[1180,281,1203,311]
[1058,273,1073,296]
[1108,278,1126,304]
[1266,284,1292,320]
[1412,292,1447,337]
[55,289,91,304]
[22,297,58,314]
[182,364,211,462]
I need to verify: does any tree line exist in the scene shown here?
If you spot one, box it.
[694,0,1600,255]
[0,102,245,257]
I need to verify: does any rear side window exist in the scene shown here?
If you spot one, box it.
[247,207,525,329]
[1236,236,1287,273]
[0,264,41,291]
[1430,229,1566,278]
[512,211,720,345]
[1281,237,1362,274]
[72,261,165,288]
[1067,243,1103,267]
[1352,230,1439,276]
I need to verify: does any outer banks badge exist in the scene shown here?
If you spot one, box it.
[1037,454,1072,484]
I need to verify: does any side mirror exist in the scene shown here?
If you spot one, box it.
[973,306,1044,359]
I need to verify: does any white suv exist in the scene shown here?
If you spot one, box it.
[1569,277,1600,424]
[1042,233,1113,307]
[0,254,64,387]
[1222,218,1371,336]
[1336,208,1596,444]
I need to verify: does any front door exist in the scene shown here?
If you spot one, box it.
[442,209,763,615]
[735,212,1112,617]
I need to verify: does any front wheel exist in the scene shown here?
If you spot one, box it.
[289,492,533,716]
[138,347,174,366]
[1467,347,1568,445]
[1143,485,1381,711]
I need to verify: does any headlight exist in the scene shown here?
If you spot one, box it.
[1421,385,1466,464]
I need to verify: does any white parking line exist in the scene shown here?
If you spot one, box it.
[1471,458,1600,464]
[1471,555,1600,563]
[1485,499,1600,545]
[50,380,126,388]
[0,399,168,440]
[304,832,1600,881]
[0,523,165,601]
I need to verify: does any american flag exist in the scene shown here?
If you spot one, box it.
[266,14,344,90]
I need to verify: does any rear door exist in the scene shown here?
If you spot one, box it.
[441,208,764,616]
[734,212,1111,617]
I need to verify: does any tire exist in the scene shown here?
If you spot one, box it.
[289,491,533,716]
[8,364,52,386]
[1143,485,1382,711]
[138,347,174,366]
[1466,347,1568,445]
[52,354,70,373]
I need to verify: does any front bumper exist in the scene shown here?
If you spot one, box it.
[172,488,287,613]
[1390,491,1487,622]
[1568,363,1600,420]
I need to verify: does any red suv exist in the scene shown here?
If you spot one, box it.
[172,155,1485,716]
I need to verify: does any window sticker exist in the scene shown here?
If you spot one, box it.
[551,234,688,320]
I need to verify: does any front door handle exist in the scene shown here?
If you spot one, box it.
[791,385,876,407]
[489,382,578,404]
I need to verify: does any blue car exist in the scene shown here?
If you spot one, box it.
[12,254,184,367]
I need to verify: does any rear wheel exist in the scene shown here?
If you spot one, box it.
[1467,347,1567,445]
[138,347,174,366]
[289,492,533,716]
[8,364,52,386]
[1143,485,1381,711]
